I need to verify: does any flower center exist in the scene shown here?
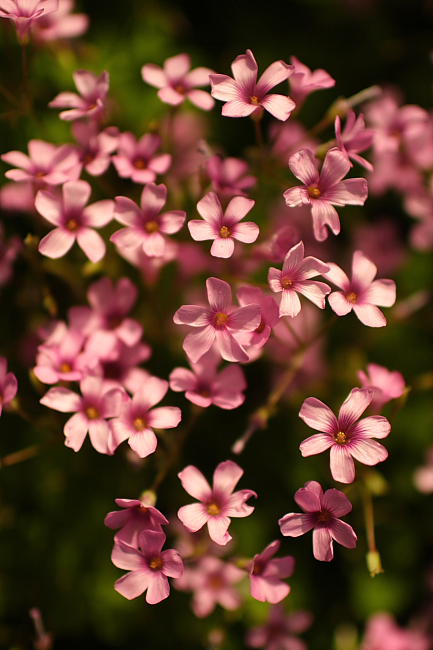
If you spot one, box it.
[219,225,231,238]
[334,431,347,445]
[308,185,321,199]
[138,505,148,514]
[255,319,265,334]
[208,574,224,590]
[88,102,98,111]
[281,277,293,289]
[199,388,211,398]
[252,561,263,575]
[206,502,220,516]
[317,510,331,523]
[346,291,357,303]
[85,406,99,420]
[215,312,228,327]
[133,157,146,169]
[84,152,94,165]
[250,95,260,105]
[60,362,72,373]
[35,170,45,178]
[149,557,163,571]
[133,417,146,431]
[65,218,79,232]
[145,220,159,233]
[175,84,185,94]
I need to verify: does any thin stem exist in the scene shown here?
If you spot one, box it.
[21,43,31,112]
[0,443,42,468]
[253,116,264,150]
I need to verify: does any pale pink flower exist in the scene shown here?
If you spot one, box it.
[414,447,433,494]
[104,498,169,547]
[0,0,58,42]
[94,340,151,394]
[173,277,261,363]
[405,181,433,251]
[111,182,185,258]
[359,612,431,650]
[109,375,182,458]
[279,481,357,561]
[210,49,295,121]
[325,250,396,327]
[112,530,183,603]
[33,322,87,384]
[246,605,313,650]
[236,286,280,349]
[299,387,391,483]
[249,540,295,604]
[205,154,256,197]
[288,56,335,106]
[0,357,18,415]
[2,139,80,186]
[111,132,171,184]
[35,180,114,263]
[268,240,330,317]
[175,555,244,617]
[40,375,124,454]
[357,363,405,413]
[49,69,109,121]
[188,192,259,258]
[178,460,257,545]
[169,348,247,409]
[142,53,214,111]
[31,0,88,42]
[335,110,374,171]
[71,122,118,176]
[284,147,368,241]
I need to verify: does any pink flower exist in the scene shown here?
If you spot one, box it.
[249,540,295,604]
[414,447,433,494]
[236,286,280,349]
[188,192,259,258]
[0,357,18,414]
[335,110,374,171]
[111,132,171,185]
[279,481,357,561]
[205,154,256,197]
[0,0,58,42]
[173,276,261,363]
[288,56,335,106]
[357,363,405,412]
[283,147,368,241]
[33,322,87,384]
[109,375,182,458]
[299,387,391,483]
[104,498,169,547]
[325,250,396,327]
[268,241,331,317]
[2,139,80,186]
[142,53,215,111]
[31,0,89,42]
[112,530,183,603]
[111,183,185,258]
[40,375,124,454]
[35,180,114,263]
[359,612,431,650]
[174,555,244,617]
[71,122,118,176]
[177,460,257,545]
[210,49,295,121]
[49,69,109,121]
[246,605,313,650]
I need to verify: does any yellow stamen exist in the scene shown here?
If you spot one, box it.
[149,557,163,571]
[145,220,159,233]
[133,418,146,431]
[65,218,78,232]
[308,185,321,198]
[85,406,99,420]
[346,291,357,303]
[250,95,260,105]
[219,225,230,238]
[334,431,347,445]
[215,312,228,327]
[133,157,146,169]
[206,502,220,516]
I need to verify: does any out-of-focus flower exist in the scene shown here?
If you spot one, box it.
[249,540,295,604]
[205,154,256,197]
[236,286,280,349]
[104,498,169,547]
[0,0,58,43]
[210,49,295,121]
[335,109,374,171]
[357,363,406,412]
[288,56,335,106]
[31,0,88,42]
[359,612,431,650]
[111,132,171,184]
[142,53,214,111]
[49,69,109,121]
[414,447,433,494]
[2,140,80,186]
[246,604,313,650]
[0,357,18,415]
[279,481,357,561]
[71,122,118,176]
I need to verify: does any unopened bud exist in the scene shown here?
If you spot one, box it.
[366,550,384,576]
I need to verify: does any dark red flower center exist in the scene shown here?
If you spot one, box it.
[145,220,159,233]
[85,406,99,420]
[133,417,147,431]
[133,157,147,169]
[65,218,79,232]
[281,277,293,289]
[149,556,163,571]
[317,509,331,523]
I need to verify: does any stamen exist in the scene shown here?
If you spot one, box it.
[60,363,72,373]
[85,406,99,420]
[206,502,220,516]
[175,84,185,94]
[308,185,321,198]
[281,277,293,289]
[346,291,357,303]
[133,157,146,169]
[145,220,159,233]
[65,218,78,232]
[250,95,260,105]
[215,312,228,327]
[317,510,331,523]
[149,557,163,571]
[334,431,347,445]
[133,417,146,431]
[219,225,231,238]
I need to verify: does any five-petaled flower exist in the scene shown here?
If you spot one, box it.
[177,460,257,545]
[283,147,368,241]
[249,540,295,604]
[49,69,109,121]
[279,481,357,561]
[210,49,295,121]
[299,387,391,483]
[0,0,59,43]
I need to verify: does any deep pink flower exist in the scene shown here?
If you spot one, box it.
[249,540,295,604]
[31,0,88,42]
[246,604,313,650]
[112,530,183,603]
[335,110,374,171]
[104,498,169,547]
[109,375,182,458]
[0,357,18,415]
[188,192,259,258]
[205,154,256,197]
[210,49,295,121]
[2,139,80,186]
[111,183,185,258]
[279,481,357,561]
[35,180,114,262]
[49,69,109,121]
[111,132,171,184]
[268,241,330,317]
[40,375,124,454]
[142,53,214,111]
[357,363,405,413]
[299,387,391,483]
[0,0,58,42]
[359,612,431,650]
[173,277,261,363]
[284,147,368,241]
[71,122,118,176]
[236,286,280,349]
[288,56,335,106]
[325,250,396,327]
[178,460,257,545]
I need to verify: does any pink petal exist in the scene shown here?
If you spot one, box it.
[62,179,91,212]
[148,406,181,430]
[322,489,352,517]
[76,227,106,263]
[115,571,148,600]
[142,231,166,257]
[250,575,290,604]
[231,49,257,90]
[169,367,197,392]
[224,196,255,224]
[211,237,235,258]
[328,291,353,316]
[300,433,334,457]
[88,420,112,454]
[64,412,89,451]
[222,100,257,118]
[183,326,216,363]
[215,328,249,362]
[329,445,356,483]
[39,227,75,259]
[177,502,209,532]
[161,549,184,578]
[352,303,387,327]
[227,304,261,332]
[188,219,218,242]
[296,280,330,309]
[40,386,81,412]
[324,178,368,206]
[187,89,215,110]
[197,192,223,226]
[232,221,259,243]
[213,459,243,498]
[34,191,62,224]
[173,305,211,326]
[206,276,231,312]
[210,74,241,101]
[257,60,293,94]
[348,438,388,466]
[312,527,334,561]
[288,149,319,186]
[261,93,296,121]
[324,262,350,290]
[268,267,282,293]
[364,279,396,307]
[159,210,185,234]
[114,196,142,226]
[351,250,377,287]
[111,541,143,571]
[329,519,357,549]
[279,513,315,537]
[140,182,167,216]
[338,388,372,430]
[128,428,158,458]
[294,487,321,513]
[284,185,310,207]
[279,289,301,317]
[83,199,114,227]
[311,201,340,241]
[157,86,184,105]
[178,465,212,501]
[145,573,170,605]
[319,148,351,189]
[141,63,166,88]
[207,515,232,545]
[299,397,338,434]
[352,415,391,439]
